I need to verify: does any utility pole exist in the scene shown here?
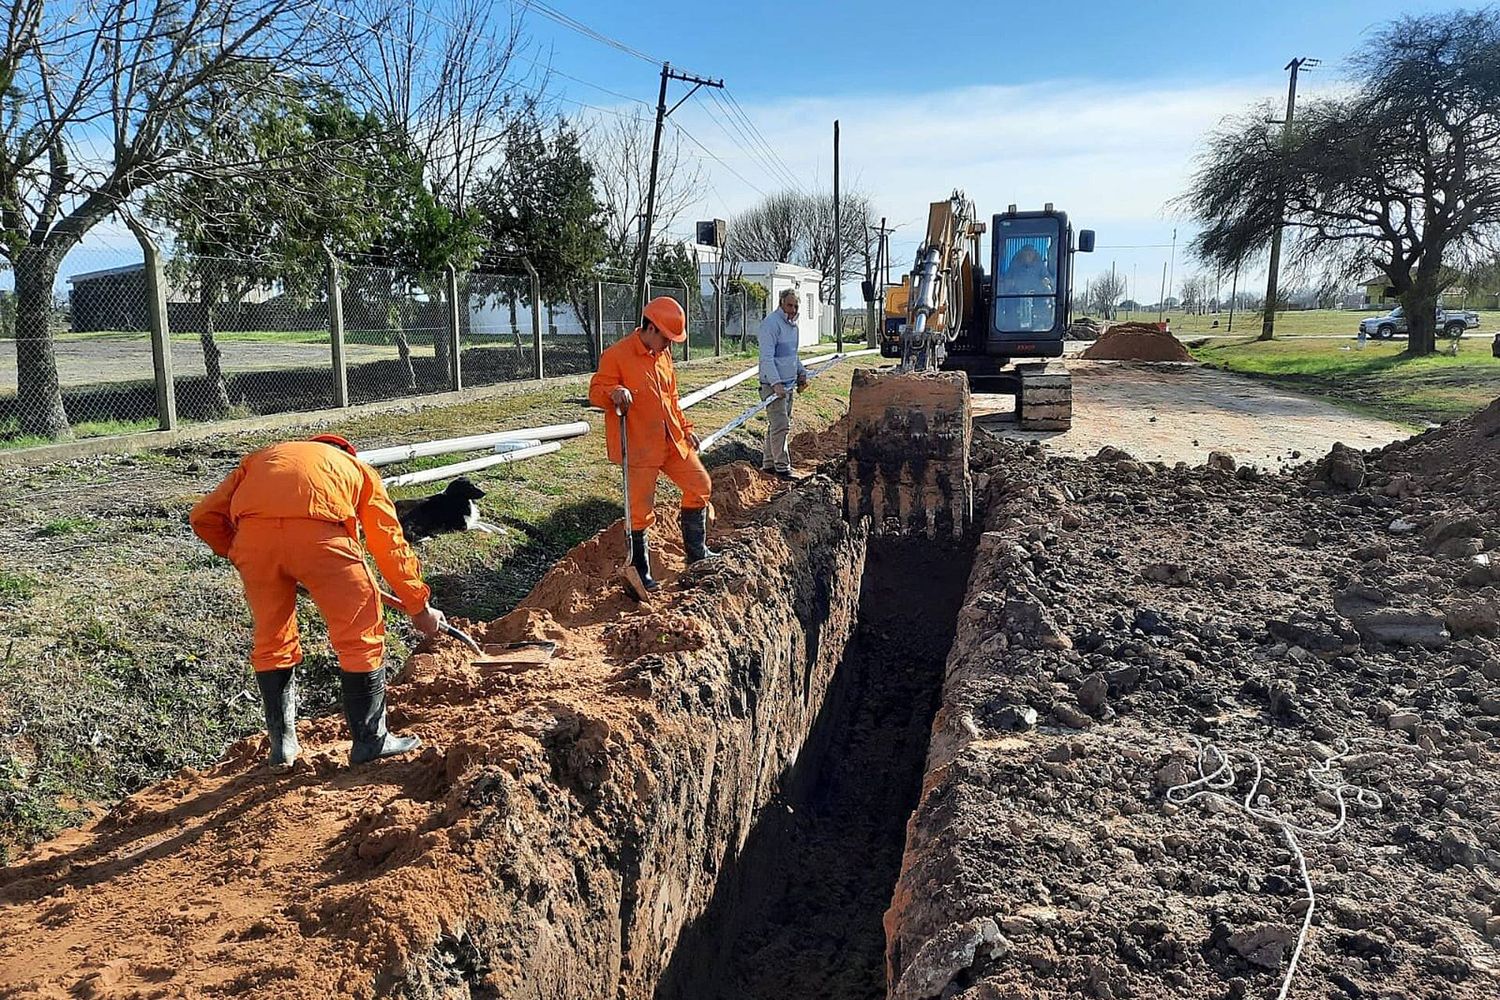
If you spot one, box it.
[873,216,894,349]
[636,62,724,321]
[1260,56,1318,341]
[833,119,842,350]
[1110,261,1117,320]
[1228,257,1241,333]
[1157,262,1168,324]
[1167,227,1177,318]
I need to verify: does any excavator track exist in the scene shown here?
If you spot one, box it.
[845,368,972,538]
[1016,363,1072,431]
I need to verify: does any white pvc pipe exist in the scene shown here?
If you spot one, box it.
[382,441,562,488]
[362,422,589,467]
[697,350,873,452]
[492,439,541,454]
[680,347,880,410]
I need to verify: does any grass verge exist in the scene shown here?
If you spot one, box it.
[1191,334,1500,426]
[0,352,864,855]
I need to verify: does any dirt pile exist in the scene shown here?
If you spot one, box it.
[1369,393,1500,495]
[1080,322,1194,362]
[887,436,1500,999]
[0,445,870,998]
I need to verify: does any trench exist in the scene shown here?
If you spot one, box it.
[653,536,974,1000]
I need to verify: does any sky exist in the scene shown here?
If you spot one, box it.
[514,0,1469,301]
[62,0,1475,302]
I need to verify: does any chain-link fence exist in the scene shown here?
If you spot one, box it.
[0,247,160,443]
[1,243,761,451]
[170,256,333,420]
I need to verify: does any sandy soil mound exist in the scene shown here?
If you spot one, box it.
[1080,322,1194,362]
[0,429,851,1000]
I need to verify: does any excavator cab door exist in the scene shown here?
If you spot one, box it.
[989,211,1069,354]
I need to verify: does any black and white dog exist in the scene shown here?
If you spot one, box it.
[396,477,503,540]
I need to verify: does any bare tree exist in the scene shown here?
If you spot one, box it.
[0,0,352,439]
[729,189,874,304]
[339,0,536,379]
[1179,274,1211,314]
[588,115,703,268]
[1084,269,1127,319]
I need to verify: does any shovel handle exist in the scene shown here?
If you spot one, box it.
[377,588,483,654]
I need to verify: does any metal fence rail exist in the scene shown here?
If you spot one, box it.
[1,236,781,449]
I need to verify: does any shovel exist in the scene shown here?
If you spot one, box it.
[616,407,652,602]
[373,589,556,668]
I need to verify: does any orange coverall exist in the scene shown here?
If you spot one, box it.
[189,441,430,674]
[588,331,711,530]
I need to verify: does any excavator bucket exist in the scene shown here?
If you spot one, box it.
[845,368,972,538]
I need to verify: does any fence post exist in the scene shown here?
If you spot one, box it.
[523,257,543,380]
[712,277,723,356]
[681,281,691,362]
[125,217,176,431]
[445,264,462,391]
[324,248,349,407]
[592,278,604,358]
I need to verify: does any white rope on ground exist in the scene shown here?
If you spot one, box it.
[1165,739,1384,1000]
[696,350,873,453]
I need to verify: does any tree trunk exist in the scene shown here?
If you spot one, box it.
[566,284,599,369]
[1403,254,1444,357]
[391,303,417,391]
[200,276,231,416]
[12,248,71,440]
[1403,288,1441,356]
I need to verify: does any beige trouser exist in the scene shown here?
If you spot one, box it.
[759,382,794,472]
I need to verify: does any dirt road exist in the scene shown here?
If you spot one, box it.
[975,359,1410,468]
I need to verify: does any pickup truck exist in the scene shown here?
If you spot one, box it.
[1358,306,1480,340]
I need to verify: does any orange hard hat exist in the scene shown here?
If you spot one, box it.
[310,433,357,456]
[642,296,687,343]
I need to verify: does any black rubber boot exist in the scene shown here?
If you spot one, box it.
[340,666,422,766]
[680,507,717,564]
[255,668,300,767]
[630,529,661,592]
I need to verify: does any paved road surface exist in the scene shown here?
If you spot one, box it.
[975,359,1409,468]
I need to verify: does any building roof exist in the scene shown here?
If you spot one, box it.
[67,263,145,284]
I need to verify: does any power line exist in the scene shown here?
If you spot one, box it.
[518,0,661,66]
[720,88,806,195]
[671,121,769,199]
[695,90,801,195]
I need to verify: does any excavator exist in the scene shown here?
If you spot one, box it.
[847,192,1093,538]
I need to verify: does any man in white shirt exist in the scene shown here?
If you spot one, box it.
[757,288,810,478]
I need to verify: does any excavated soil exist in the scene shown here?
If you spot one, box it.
[887,427,1500,1000]
[1080,323,1194,363]
[0,442,869,999]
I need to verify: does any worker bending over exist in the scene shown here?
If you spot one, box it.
[589,296,716,592]
[190,434,443,767]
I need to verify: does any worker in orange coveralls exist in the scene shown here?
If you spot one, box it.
[190,434,444,767]
[588,295,716,593]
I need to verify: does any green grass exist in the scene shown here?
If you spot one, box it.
[0,569,37,601]
[0,417,158,451]
[36,516,98,538]
[1191,334,1500,426]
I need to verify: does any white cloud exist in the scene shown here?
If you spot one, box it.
[668,76,1297,292]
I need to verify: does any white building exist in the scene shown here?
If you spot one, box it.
[693,247,824,349]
